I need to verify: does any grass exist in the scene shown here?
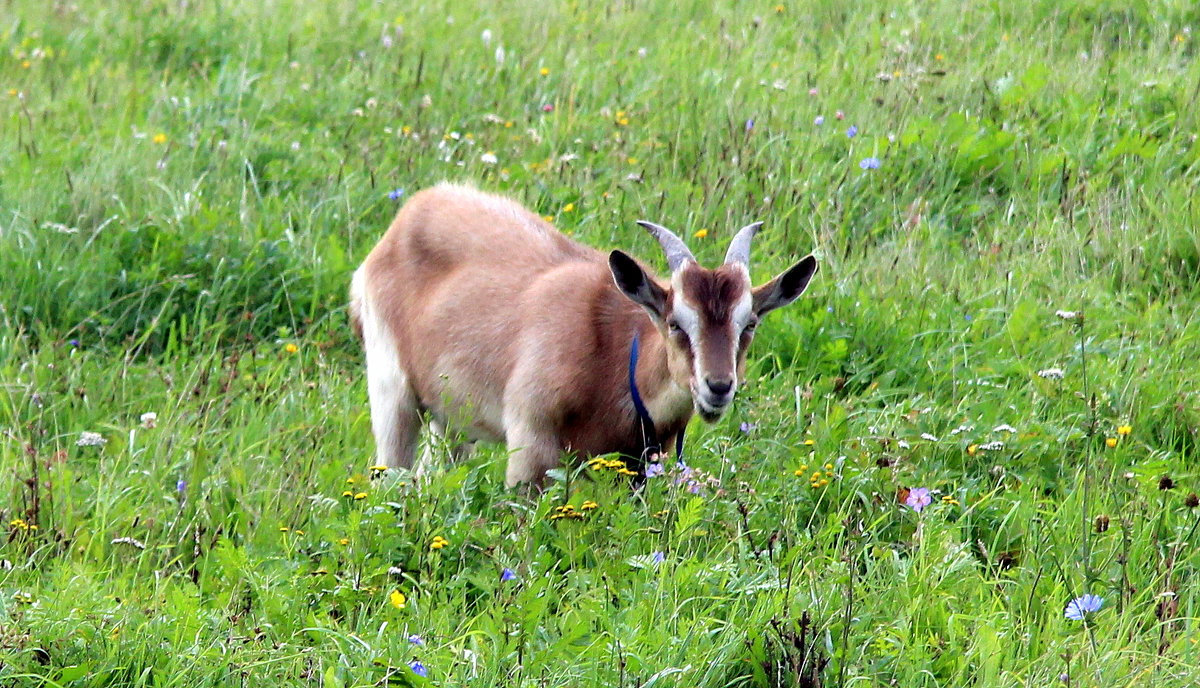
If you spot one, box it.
[3,0,1200,685]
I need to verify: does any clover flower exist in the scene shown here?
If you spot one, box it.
[140,412,158,429]
[905,487,932,513]
[1064,594,1103,620]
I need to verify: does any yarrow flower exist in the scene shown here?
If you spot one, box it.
[859,157,880,170]
[905,487,932,513]
[140,412,158,429]
[1037,368,1064,380]
[1064,594,1103,620]
[77,432,106,447]
[1055,310,1079,320]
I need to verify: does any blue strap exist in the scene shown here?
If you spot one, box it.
[629,332,685,465]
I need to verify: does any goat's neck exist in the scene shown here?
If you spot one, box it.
[630,320,693,429]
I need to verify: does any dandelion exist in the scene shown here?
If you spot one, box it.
[1064,594,1103,621]
[905,487,932,513]
[539,67,550,76]
[284,343,299,354]
[430,535,449,550]
[370,464,388,473]
[338,538,350,545]
[814,115,825,125]
[408,634,425,646]
[644,462,665,478]
[389,590,407,609]
[1117,425,1132,436]
[409,660,428,678]
[693,228,709,239]
[562,202,575,213]
[581,500,599,511]
[859,157,880,170]
[846,125,858,138]
[388,188,405,201]
[501,568,518,581]
[1037,368,1065,380]
[342,490,353,497]
[354,492,368,500]
[140,412,158,429]
[77,432,106,447]
[480,151,498,165]
[152,133,167,144]
[941,495,960,506]
[1105,438,1118,448]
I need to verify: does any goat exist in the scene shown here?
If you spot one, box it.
[349,183,817,487]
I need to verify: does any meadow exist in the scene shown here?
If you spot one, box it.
[3,0,1200,685]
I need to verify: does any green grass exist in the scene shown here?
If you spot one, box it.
[3,0,1200,685]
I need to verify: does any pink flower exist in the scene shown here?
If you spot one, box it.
[905,487,932,513]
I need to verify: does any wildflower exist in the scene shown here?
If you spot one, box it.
[408,634,425,646]
[935,53,945,61]
[389,590,407,609]
[846,125,858,138]
[562,203,575,213]
[290,141,301,152]
[1037,368,1064,380]
[992,424,1016,433]
[480,151,498,165]
[651,551,665,564]
[739,422,756,434]
[967,444,978,456]
[835,110,844,120]
[905,487,932,513]
[284,343,299,354]
[1159,475,1175,491]
[581,500,599,511]
[808,87,818,96]
[342,490,353,497]
[941,495,960,506]
[338,538,350,545]
[1064,594,1103,620]
[354,492,368,500]
[69,339,80,348]
[430,535,449,550]
[1117,425,1132,436]
[176,479,187,495]
[814,115,825,125]
[501,568,518,582]
[978,441,1005,451]
[744,118,754,132]
[1055,310,1079,320]
[388,188,405,201]
[140,412,158,429]
[481,29,492,46]
[637,47,648,57]
[921,433,939,442]
[859,157,880,170]
[152,133,167,144]
[111,537,146,550]
[279,526,289,532]
[77,432,107,447]
[1184,493,1199,508]
[539,67,550,76]
[409,660,428,678]
[1105,438,1118,448]
[370,464,388,473]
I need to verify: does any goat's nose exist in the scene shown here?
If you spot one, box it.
[705,378,733,396]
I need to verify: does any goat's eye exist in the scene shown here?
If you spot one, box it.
[667,320,683,335]
[742,320,758,337]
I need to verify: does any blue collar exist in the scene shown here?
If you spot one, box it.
[629,331,685,465]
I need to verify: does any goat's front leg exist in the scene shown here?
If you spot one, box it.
[504,423,561,489]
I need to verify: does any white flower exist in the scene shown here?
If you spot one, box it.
[481,29,492,46]
[950,423,974,436]
[111,537,145,550]
[290,141,301,151]
[1055,310,1079,320]
[637,47,648,57]
[992,424,1017,433]
[920,433,939,442]
[494,46,505,64]
[480,152,498,165]
[978,441,1005,451]
[381,33,394,48]
[365,98,378,109]
[420,94,433,108]
[897,440,911,449]
[140,412,158,429]
[77,432,106,447]
[558,152,579,163]
[1037,368,1065,380]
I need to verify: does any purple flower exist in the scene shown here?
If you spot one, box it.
[846,125,858,138]
[408,634,424,646]
[500,568,517,582]
[859,157,880,170]
[387,188,404,201]
[744,118,754,132]
[814,115,825,125]
[1065,594,1103,621]
[905,487,932,513]
[176,479,187,495]
[644,462,664,478]
[409,660,428,678]
[739,422,757,434]
[68,339,80,348]
[687,481,703,495]
[651,551,665,564]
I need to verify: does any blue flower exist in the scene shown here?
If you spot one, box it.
[644,462,664,478]
[739,422,757,434]
[408,634,424,646]
[409,660,428,678]
[387,188,405,201]
[744,118,754,132]
[846,125,858,138]
[176,479,187,495]
[814,115,825,125]
[500,568,517,582]
[859,157,880,170]
[1065,594,1103,620]
[68,339,80,348]
[651,551,665,564]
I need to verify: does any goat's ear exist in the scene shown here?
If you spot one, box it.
[609,250,668,319]
[752,255,818,316]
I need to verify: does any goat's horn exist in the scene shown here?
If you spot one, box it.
[723,221,763,267]
[636,220,696,272]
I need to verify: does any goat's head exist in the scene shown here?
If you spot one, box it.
[609,220,818,422]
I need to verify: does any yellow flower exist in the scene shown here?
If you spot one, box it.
[935,53,945,61]
[626,156,638,165]
[284,343,299,354]
[338,538,350,545]
[346,477,356,484]
[370,464,388,472]
[1117,425,1132,436]
[818,479,829,487]
[562,202,575,213]
[389,590,407,609]
[693,228,709,239]
[539,67,550,76]
[279,526,290,532]
[617,467,638,476]
[152,133,167,144]
[892,70,902,78]
[21,60,31,69]
[824,463,834,470]
[1105,437,1118,448]
[581,500,599,511]
[430,536,449,550]
[967,444,978,456]
[774,4,785,13]
[6,89,17,96]
[542,215,554,222]
[354,492,367,500]
[803,439,815,446]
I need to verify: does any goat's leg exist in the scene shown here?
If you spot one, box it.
[504,424,561,489]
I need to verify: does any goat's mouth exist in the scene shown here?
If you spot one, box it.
[694,391,733,423]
